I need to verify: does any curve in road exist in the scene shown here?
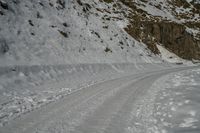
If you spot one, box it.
[0,66,198,133]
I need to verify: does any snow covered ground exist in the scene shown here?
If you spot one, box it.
[157,45,187,64]
[0,64,199,133]
[153,68,200,132]
[0,63,172,127]
[0,0,200,132]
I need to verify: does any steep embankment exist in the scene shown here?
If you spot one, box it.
[0,0,160,66]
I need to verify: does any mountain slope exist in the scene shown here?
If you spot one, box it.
[0,0,199,66]
[0,0,161,66]
[120,0,200,60]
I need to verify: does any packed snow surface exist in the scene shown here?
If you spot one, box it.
[153,68,200,132]
[0,64,199,133]
[0,63,171,126]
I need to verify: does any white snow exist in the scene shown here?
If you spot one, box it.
[152,68,200,132]
[186,27,200,39]
[0,0,199,132]
[157,45,191,64]
[0,0,162,66]
[0,63,170,126]
[179,118,198,128]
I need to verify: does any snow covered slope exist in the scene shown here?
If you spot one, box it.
[0,0,163,66]
[1,0,199,64]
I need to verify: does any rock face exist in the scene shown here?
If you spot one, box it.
[121,0,200,60]
[150,22,200,60]
[125,21,160,55]
[126,21,200,60]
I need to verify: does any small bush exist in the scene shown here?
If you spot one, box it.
[58,30,68,38]
[28,20,34,26]
[0,39,9,54]
[77,0,83,6]
[63,22,69,27]
[104,47,112,53]
[56,0,65,9]
[36,11,43,19]
[0,1,8,10]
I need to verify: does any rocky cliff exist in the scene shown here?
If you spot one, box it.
[119,0,200,60]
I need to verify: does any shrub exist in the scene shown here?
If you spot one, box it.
[104,47,112,53]
[0,39,9,54]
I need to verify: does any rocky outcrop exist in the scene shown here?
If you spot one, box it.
[145,22,200,60]
[125,21,160,55]
[125,20,200,60]
[120,0,200,60]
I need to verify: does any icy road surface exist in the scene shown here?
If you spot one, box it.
[0,65,199,133]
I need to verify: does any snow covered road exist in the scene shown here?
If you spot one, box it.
[0,65,199,133]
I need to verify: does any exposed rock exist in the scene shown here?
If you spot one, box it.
[145,22,200,60]
[125,20,200,60]
[121,0,200,60]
